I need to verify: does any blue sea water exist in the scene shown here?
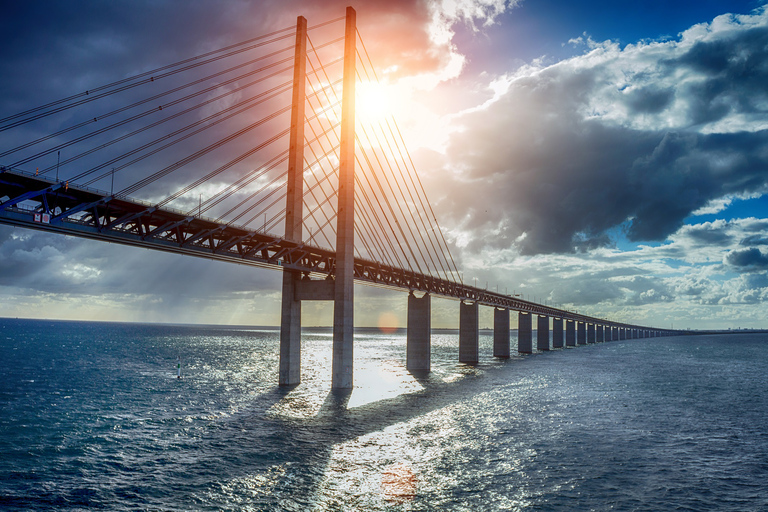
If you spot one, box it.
[1,318,767,511]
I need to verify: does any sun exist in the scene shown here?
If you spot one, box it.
[356,81,393,125]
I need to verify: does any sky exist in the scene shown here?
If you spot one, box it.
[0,0,767,330]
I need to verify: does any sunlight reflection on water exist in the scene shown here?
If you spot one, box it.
[4,322,768,511]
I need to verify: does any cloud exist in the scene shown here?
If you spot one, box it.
[436,7,768,256]
[726,247,768,270]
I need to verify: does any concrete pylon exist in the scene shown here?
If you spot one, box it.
[597,324,604,342]
[331,6,357,389]
[279,15,308,387]
[518,312,533,354]
[493,308,510,358]
[407,292,431,371]
[537,315,550,351]
[565,320,576,347]
[552,317,564,348]
[577,321,587,345]
[459,301,479,363]
[587,323,595,344]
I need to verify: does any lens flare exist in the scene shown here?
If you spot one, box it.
[377,311,399,334]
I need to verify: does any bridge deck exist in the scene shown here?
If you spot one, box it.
[0,166,650,330]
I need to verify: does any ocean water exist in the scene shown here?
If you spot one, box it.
[1,318,767,511]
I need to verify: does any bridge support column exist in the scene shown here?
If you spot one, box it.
[552,318,564,348]
[518,312,533,354]
[331,6,357,390]
[577,322,587,345]
[459,301,479,363]
[587,323,596,344]
[612,326,619,340]
[493,308,510,358]
[407,292,431,371]
[565,320,576,347]
[597,324,604,343]
[278,14,307,387]
[280,275,302,386]
[537,315,550,351]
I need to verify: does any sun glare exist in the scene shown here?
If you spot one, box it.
[356,81,393,125]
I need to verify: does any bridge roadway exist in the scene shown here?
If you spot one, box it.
[0,165,666,334]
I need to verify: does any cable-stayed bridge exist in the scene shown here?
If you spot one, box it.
[0,7,680,389]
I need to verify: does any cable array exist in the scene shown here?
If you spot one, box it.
[0,15,460,284]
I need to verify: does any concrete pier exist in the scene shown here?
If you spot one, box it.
[459,301,479,363]
[552,317,564,348]
[518,312,533,354]
[537,315,550,351]
[577,321,587,345]
[597,324,604,342]
[493,308,510,358]
[565,320,576,347]
[406,292,431,371]
[587,323,596,344]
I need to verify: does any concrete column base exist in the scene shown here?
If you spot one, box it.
[493,308,510,358]
[518,312,533,354]
[537,315,550,351]
[552,318,564,348]
[279,270,301,386]
[566,320,576,347]
[459,301,479,363]
[407,292,431,371]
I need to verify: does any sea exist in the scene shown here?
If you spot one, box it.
[1,317,767,511]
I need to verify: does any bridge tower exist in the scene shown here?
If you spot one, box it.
[279,7,357,389]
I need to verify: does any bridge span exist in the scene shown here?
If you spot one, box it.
[0,7,682,389]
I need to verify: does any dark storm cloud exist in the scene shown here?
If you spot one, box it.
[740,234,768,245]
[726,247,768,270]
[623,86,675,115]
[441,9,768,255]
[667,23,768,125]
[680,218,735,246]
